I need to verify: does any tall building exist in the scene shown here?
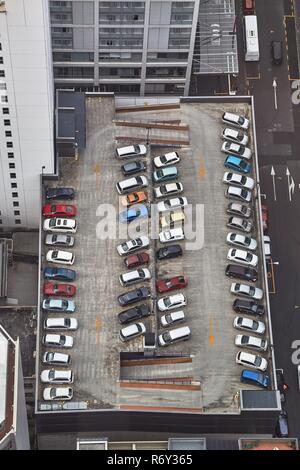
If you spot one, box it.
[0,324,30,450]
[51,0,200,95]
[0,0,55,228]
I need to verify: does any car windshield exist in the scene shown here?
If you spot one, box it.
[238,117,244,125]
[241,336,248,344]
[164,298,172,307]
[244,237,250,246]
[161,155,167,163]
[162,331,172,342]
[50,389,57,398]
[165,314,172,323]
[254,357,262,367]
[252,320,259,330]
[237,132,243,141]
[241,176,246,184]
[60,336,66,345]
[157,170,164,178]
[161,186,167,194]
[49,219,56,227]
[246,253,252,261]
[53,251,58,259]
[49,370,55,380]
[249,286,255,295]
[134,145,140,153]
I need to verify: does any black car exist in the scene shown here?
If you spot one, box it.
[233,299,264,316]
[43,267,76,282]
[118,287,151,307]
[225,264,258,282]
[121,160,146,176]
[276,369,288,403]
[118,304,151,325]
[157,244,183,260]
[275,411,289,437]
[45,187,75,200]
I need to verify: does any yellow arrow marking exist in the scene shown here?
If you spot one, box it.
[95,317,101,344]
[209,318,214,347]
[95,163,100,191]
[199,162,205,178]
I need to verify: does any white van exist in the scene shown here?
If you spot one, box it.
[116,144,147,159]
[43,218,77,233]
[158,326,191,347]
[119,268,151,287]
[116,176,148,194]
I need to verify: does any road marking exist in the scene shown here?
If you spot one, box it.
[209,318,214,347]
[199,162,205,178]
[95,163,100,191]
[246,73,261,80]
[95,317,101,345]
[271,166,277,201]
[286,167,295,201]
[268,258,277,294]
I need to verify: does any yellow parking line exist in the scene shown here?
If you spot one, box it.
[95,317,101,344]
[209,318,214,347]
[268,258,277,294]
[199,162,205,178]
[95,163,100,191]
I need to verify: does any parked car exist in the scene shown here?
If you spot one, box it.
[261,204,268,232]
[153,166,178,184]
[157,197,188,213]
[223,172,255,190]
[236,351,268,372]
[40,369,74,384]
[43,267,76,282]
[43,318,78,331]
[160,310,185,327]
[227,216,252,233]
[116,144,147,159]
[154,182,183,199]
[160,210,185,229]
[231,283,263,300]
[119,268,151,287]
[46,249,75,266]
[225,186,252,203]
[226,232,257,251]
[120,191,147,207]
[235,334,268,352]
[227,248,258,267]
[271,40,283,66]
[227,203,252,219]
[225,265,258,282]
[42,298,75,313]
[43,387,73,401]
[154,151,180,168]
[118,304,151,325]
[42,204,77,218]
[124,252,149,269]
[222,112,250,130]
[45,234,75,248]
[157,275,188,294]
[222,128,249,146]
[121,160,146,176]
[233,316,265,335]
[276,369,289,403]
[240,369,270,389]
[224,155,251,174]
[264,235,271,257]
[42,334,74,348]
[42,352,71,367]
[119,204,148,224]
[43,282,76,297]
[243,0,255,15]
[157,244,183,260]
[45,187,75,201]
[157,293,187,312]
[116,176,148,195]
[158,326,191,347]
[117,236,149,256]
[118,286,151,306]
[275,411,289,438]
[221,141,252,160]
[233,299,265,316]
[43,218,77,233]
[119,322,146,342]
[159,227,185,243]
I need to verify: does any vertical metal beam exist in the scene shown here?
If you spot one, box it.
[140,0,151,96]
[94,0,99,86]
[185,0,200,96]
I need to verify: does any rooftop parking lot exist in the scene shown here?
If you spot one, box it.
[37,96,273,413]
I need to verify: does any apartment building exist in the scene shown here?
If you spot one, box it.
[0,0,55,228]
[51,0,200,95]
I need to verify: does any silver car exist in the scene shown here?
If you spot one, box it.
[233,316,266,335]
[235,334,268,352]
[227,217,252,233]
[45,234,75,247]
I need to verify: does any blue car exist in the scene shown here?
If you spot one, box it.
[44,267,76,282]
[224,155,251,174]
[119,204,148,224]
[240,369,270,389]
[153,166,178,183]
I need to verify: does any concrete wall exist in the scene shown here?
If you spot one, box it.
[13,340,30,450]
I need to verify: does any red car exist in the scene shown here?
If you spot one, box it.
[43,282,76,297]
[261,204,268,232]
[156,275,188,294]
[42,204,77,218]
[124,252,150,269]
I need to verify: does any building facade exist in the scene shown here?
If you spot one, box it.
[51,0,200,95]
[0,0,55,228]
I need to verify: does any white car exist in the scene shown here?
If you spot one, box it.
[236,351,268,372]
[154,182,183,199]
[227,217,252,233]
[222,112,250,130]
[117,236,149,256]
[227,203,252,219]
[221,141,252,160]
[157,197,188,213]
[44,318,78,331]
[222,128,249,146]
[264,235,271,257]
[45,234,75,247]
[116,144,147,159]
[231,283,264,300]
[43,218,77,233]
[160,310,185,327]
[227,248,258,267]
[157,293,187,312]
[40,369,74,384]
[159,227,184,243]
[42,352,71,366]
[226,233,257,251]
[46,249,75,266]
[119,322,146,342]
[235,334,268,352]
[225,186,252,203]
[223,172,255,190]
[154,152,180,168]
[41,334,74,348]
[233,316,266,335]
[43,387,73,401]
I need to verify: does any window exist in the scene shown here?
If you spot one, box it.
[0,43,2,51]
[0,70,5,77]
[4,119,10,126]
[13,201,19,207]
[12,192,18,198]
[9,163,15,169]
[10,173,16,179]
[1,96,8,103]
[11,183,17,188]
[0,57,3,64]
[0,220,2,225]
[5,130,12,137]
[7,152,14,158]
[15,219,21,225]
[14,210,20,216]
[6,142,13,148]
[2,108,9,114]
[0,83,6,90]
